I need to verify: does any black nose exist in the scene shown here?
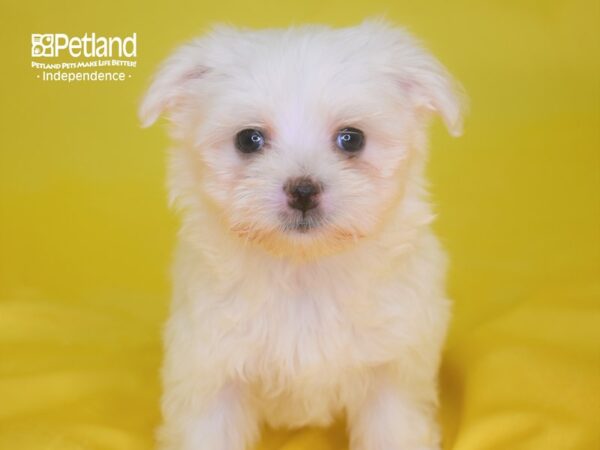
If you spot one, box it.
[285,177,322,213]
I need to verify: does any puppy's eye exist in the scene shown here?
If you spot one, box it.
[235,129,266,154]
[335,128,365,154]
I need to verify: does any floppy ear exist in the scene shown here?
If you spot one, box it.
[138,40,209,128]
[366,20,466,137]
[399,53,466,137]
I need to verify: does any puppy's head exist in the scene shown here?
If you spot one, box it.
[140,21,464,257]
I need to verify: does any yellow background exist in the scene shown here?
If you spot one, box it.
[1,1,599,449]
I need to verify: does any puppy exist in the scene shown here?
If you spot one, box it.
[140,19,464,450]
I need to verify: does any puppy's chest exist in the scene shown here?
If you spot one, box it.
[224,275,403,384]
[252,290,351,371]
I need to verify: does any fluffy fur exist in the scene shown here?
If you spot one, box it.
[140,20,464,450]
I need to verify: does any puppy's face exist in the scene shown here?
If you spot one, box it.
[140,22,463,256]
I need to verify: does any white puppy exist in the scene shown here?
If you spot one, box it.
[140,19,464,450]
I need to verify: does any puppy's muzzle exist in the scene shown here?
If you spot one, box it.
[284,177,322,213]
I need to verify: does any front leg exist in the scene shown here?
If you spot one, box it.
[157,380,260,450]
[347,367,441,450]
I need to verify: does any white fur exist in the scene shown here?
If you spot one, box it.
[140,20,464,450]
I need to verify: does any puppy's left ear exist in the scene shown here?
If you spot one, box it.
[138,40,209,128]
[371,22,466,137]
[398,49,466,137]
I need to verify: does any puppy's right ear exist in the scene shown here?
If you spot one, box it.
[138,41,209,128]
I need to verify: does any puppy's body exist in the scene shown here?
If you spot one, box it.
[141,21,463,450]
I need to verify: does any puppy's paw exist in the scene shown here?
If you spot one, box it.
[350,442,441,450]
[157,419,255,450]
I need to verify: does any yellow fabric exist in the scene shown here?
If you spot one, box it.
[1,1,598,449]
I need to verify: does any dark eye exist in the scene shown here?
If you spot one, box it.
[335,127,365,153]
[235,129,265,154]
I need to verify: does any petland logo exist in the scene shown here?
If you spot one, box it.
[31,33,137,58]
[31,33,137,82]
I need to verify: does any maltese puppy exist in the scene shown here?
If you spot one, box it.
[140,19,464,450]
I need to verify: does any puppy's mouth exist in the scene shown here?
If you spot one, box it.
[281,212,323,234]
